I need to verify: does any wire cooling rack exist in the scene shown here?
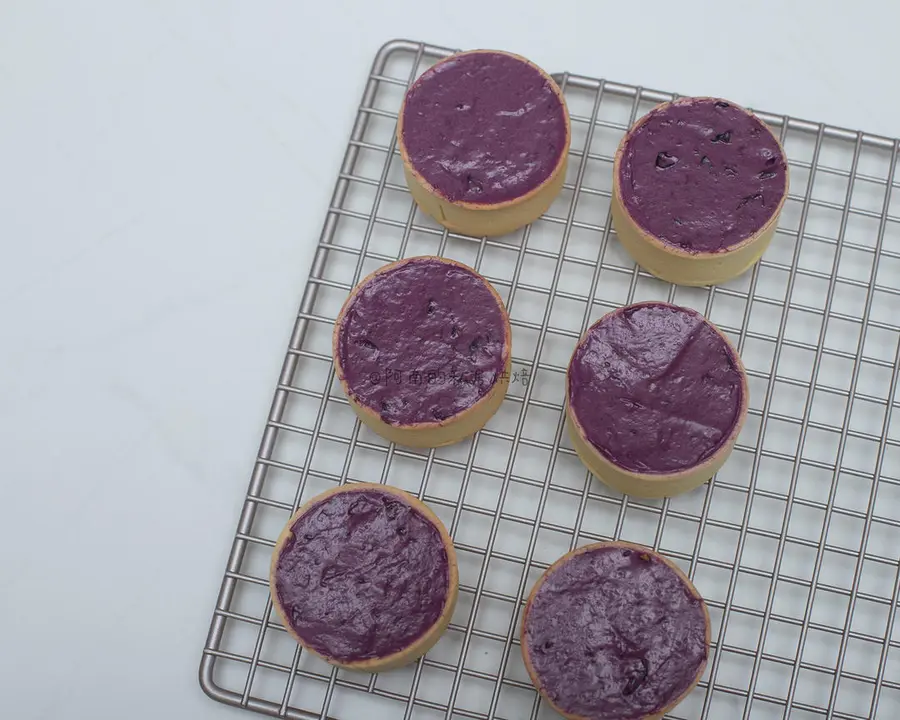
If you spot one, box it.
[199,38,900,720]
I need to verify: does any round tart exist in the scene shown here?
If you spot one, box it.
[398,50,570,237]
[333,256,511,448]
[270,483,458,671]
[611,97,789,286]
[522,542,710,720]
[566,302,748,498]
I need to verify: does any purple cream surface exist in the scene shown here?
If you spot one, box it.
[273,488,450,663]
[337,258,508,426]
[618,98,787,253]
[524,545,708,720]
[568,303,744,474]
[401,51,567,204]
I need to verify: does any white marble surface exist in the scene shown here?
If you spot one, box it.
[1,1,898,718]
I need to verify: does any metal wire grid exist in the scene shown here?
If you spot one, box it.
[199,39,900,720]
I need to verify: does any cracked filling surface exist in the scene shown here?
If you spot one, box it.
[568,302,744,474]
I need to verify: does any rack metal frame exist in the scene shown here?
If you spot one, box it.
[200,39,900,720]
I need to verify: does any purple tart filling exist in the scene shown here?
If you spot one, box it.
[618,98,787,253]
[568,303,744,474]
[401,51,567,204]
[524,545,708,720]
[273,488,451,663]
[337,258,508,426]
